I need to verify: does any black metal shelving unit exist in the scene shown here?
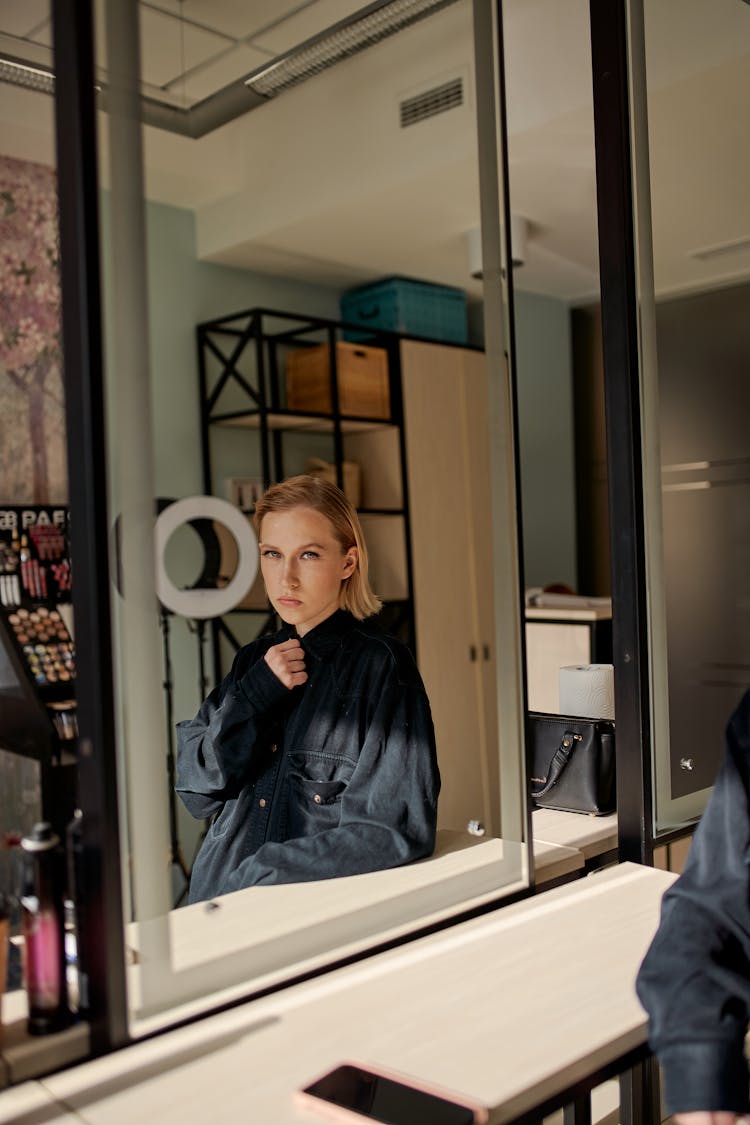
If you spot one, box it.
[196,307,417,682]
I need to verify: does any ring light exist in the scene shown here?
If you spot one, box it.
[154,496,259,618]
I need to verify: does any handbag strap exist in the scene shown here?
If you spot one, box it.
[531,730,582,798]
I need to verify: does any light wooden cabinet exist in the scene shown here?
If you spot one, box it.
[400,339,500,835]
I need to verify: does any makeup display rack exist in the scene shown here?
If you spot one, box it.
[0,505,77,836]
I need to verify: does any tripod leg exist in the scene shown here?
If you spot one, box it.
[160,609,192,906]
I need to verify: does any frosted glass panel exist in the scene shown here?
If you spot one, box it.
[658,290,750,800]
[639,0,750,828]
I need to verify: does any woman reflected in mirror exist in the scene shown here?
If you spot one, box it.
[176,475,440,904]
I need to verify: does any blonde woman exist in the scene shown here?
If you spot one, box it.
[176,475,440,903]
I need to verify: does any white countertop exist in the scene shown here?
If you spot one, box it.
[2,862,673,1125]
[0,821,606,1086]
[532,808,618,860]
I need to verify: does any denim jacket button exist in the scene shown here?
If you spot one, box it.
[313,794,322,804]
[259,798,267,808]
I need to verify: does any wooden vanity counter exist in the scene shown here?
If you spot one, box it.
[0,862,674,1124]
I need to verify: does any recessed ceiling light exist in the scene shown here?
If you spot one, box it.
[245,0,459,98]
[0,56,55,94]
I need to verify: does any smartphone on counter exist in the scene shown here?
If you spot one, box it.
[297,1061,489,1125]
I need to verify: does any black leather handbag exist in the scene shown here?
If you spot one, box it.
[528,712,616,816]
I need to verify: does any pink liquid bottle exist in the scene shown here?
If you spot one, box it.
[20,822,70,1035]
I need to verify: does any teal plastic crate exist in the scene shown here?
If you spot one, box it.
[341,276,468,345]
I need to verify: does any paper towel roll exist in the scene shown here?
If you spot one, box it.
[559,664,615,720]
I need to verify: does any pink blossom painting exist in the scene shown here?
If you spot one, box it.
[0,155,67,503]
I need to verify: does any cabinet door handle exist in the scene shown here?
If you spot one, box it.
[469,645,477,662]
[482,644,490,661]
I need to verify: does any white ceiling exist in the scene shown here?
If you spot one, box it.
[0,1,372,106]
[1,0,749,304]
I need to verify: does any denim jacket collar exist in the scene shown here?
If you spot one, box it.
[294,609,357,662]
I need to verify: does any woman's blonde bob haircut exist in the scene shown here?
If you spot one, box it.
[253,475,382,621]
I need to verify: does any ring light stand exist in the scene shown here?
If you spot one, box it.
[158,605,191,902]
[154,497,259,906]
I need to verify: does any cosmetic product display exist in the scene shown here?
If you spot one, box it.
[0,537,21,607]
[0,506,72,607]
[20,821,70,1034]
[0,505,78,840]
[6,607,76,688]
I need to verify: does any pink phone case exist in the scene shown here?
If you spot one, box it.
[295,1059,490,1124]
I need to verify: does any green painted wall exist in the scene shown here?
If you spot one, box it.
[514,290,577,590]
[145,201,343,500]
[470,290,577,591]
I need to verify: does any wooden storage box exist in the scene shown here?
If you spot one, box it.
[286,342,390,418]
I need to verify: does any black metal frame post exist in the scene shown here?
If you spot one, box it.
[590,8,661,1113]
[589,0,654,867]
[52,0,128,1052]
[159,608,191,906]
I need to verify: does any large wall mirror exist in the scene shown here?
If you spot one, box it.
[13,0,743,1046]
[0,0,535,1037]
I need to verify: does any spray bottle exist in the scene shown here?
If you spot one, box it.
[20,822,69,1034]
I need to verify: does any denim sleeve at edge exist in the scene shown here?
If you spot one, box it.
[635,689,750,1115]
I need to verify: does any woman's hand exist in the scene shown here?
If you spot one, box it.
[264,638,308,689]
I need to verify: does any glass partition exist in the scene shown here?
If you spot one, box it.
[630,0,750,832]
[52,0,532,1034]
[500,0,612,716]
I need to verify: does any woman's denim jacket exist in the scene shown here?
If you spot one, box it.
[176,610,440,904]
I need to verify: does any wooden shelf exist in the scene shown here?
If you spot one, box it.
[211,410,397,435]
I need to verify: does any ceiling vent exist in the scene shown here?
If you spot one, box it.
[399,76,463,128]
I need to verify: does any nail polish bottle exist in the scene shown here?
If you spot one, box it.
[20,822,70,1035]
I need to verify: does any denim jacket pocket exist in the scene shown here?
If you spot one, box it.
[290,774,346,806]
[287,752,353,839]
